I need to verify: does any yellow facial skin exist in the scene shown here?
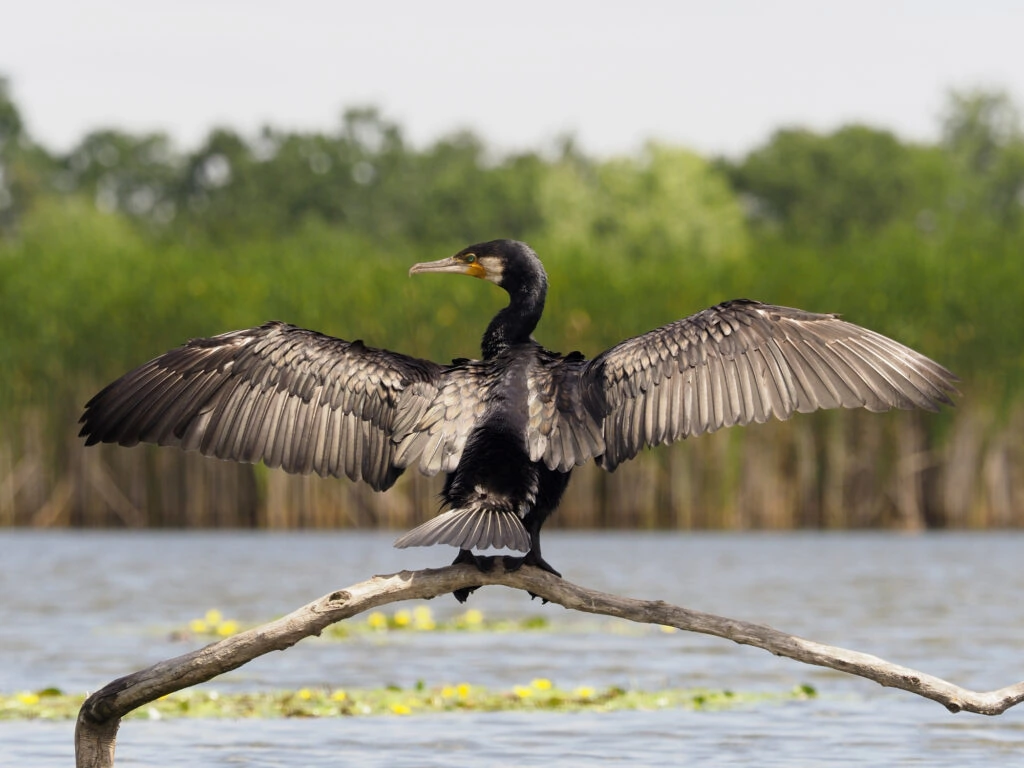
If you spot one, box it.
[463,254,486,279]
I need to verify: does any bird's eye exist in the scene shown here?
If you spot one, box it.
[464,253,476,263]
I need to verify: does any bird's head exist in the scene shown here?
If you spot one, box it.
[409,240,546,296]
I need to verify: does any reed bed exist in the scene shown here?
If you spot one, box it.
[2,402,1019,531]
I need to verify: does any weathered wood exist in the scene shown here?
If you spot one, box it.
[75,562,1024,767]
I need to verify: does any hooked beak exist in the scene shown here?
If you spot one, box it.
[409,256,486,279]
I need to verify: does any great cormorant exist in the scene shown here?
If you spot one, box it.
[80,240,957,599]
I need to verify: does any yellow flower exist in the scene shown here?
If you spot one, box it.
[204,609,223,625]
[413,606,433,621]
[366,612,388,630]
[331,690,348,702]
[17,692,39,705]
[575,686,595,698]
[513,686,532,699]
[188,619,209,634]
[216,620,239,636]
[456,683,471,699]
[531,678,552,691]
[659,625,677,633]
[462,609,484,626]
[441,686,456,698]
[298,689,312,701]
[413,606,436,630]
[390,703,412,715]
[393,610,412,628]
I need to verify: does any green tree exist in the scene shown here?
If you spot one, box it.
[727,125,952,243]
[0,76,56,234]
[60,129,179,224]
[539,142,748,263]
[941,89,1024,228]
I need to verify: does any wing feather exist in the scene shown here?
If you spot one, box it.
[584,300,958,471]
[80,321,449,491]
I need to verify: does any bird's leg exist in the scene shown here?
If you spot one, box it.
[452,547,498,572]
[451,548,498,603]
[503,523,561,574]
[525,549,561,577]
[451,523,561,602]
[500,550,561,577]
[500,526,560,602]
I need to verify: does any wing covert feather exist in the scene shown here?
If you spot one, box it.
[583,301,958,470]
[392,365,490,477]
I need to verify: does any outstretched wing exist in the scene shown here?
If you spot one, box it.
[79,321,447,491]
[582,300,958,471]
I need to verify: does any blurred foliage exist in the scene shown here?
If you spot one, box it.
[0,80,1022,421]
[1,681,813,720]
[721,125,953,244]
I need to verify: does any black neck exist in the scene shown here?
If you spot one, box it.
[482,278,546,359]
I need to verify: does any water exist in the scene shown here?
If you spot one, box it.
[2,530,1022,766]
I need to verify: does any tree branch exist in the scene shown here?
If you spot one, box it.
[75,562,1024,767]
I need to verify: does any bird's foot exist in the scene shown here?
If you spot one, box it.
[501,550,561,602]
[501,551,561,577]
[451,549,497,603]
[451,549,561,603]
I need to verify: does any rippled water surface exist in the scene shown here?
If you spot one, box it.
[2,530,1022,765]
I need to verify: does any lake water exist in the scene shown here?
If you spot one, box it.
[2,530,1022,766]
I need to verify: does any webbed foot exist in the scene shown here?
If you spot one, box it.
[451,549,496,603]
[501,550,561,602]
[501,551,560,576]
[451,549,562,603]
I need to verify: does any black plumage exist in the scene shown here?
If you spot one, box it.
[80,240,957,598]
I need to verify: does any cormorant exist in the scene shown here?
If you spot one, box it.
[80,240,957,600]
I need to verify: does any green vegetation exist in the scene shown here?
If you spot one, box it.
[3,83,1021,404]
[172,606,668,641]
[1,606,813,721]
[0,681,817,720]
[1,76,1022,529]
[1,605,815,721]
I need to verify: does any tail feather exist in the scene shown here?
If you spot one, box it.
[394,508,530,552]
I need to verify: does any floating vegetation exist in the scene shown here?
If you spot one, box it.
[71,608,819,726]
[174,606,553,640]
[173,606,682,642]
[0,682,817,721]
[170,608,242,639]
[328,606,554,637]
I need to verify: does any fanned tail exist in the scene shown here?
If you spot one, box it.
[394,508,530,552]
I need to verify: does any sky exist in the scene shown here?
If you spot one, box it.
[3,0,1023,159]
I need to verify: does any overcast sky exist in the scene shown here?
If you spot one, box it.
[3,0,1022,158]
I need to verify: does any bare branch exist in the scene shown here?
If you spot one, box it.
[75,562,1024,768]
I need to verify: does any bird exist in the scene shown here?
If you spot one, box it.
[80,239,957,600]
